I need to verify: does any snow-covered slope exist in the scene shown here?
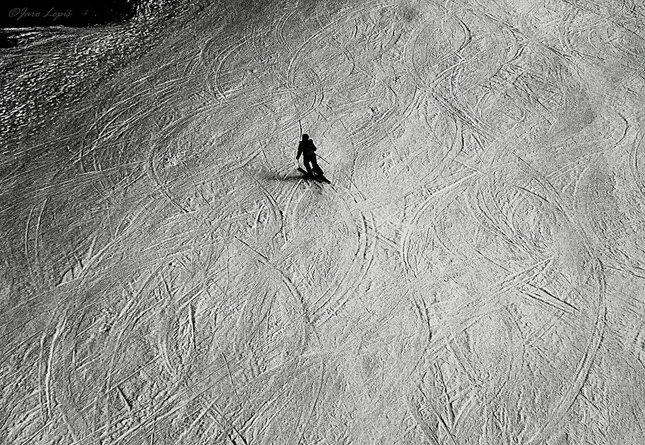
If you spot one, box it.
[2,0,645,443]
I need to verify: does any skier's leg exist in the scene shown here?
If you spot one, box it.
[311,158,323,176]
[304,159,313,175]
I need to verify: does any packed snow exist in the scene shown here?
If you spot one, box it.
[2,0,645,443]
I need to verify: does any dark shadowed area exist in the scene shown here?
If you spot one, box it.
[1,0,138,28]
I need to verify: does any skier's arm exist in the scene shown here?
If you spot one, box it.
[296,142,302,159]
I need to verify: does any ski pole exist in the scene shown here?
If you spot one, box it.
[317,153,330,164]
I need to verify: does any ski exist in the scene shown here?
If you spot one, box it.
[298,167,331,184]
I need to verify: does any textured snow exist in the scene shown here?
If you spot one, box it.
[2,0,645,443]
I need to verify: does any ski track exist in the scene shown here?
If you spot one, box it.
[2,0,645,443]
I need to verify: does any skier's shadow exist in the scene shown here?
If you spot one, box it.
[260,167,330,184]
[262,172,330,184]
[261,172,304,183]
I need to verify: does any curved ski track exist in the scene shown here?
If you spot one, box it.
[2,0,645,443]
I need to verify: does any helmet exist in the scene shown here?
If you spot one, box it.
[302,134,309,141]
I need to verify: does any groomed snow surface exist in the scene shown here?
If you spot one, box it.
[2,0,645,443]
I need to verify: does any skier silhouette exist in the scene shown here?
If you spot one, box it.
[296,133,324,177]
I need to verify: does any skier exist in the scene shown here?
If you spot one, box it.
[296,133,324,177]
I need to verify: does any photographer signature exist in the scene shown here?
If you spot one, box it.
[9,7,73,21]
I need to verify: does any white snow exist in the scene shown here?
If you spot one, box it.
[2,0,645,443]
